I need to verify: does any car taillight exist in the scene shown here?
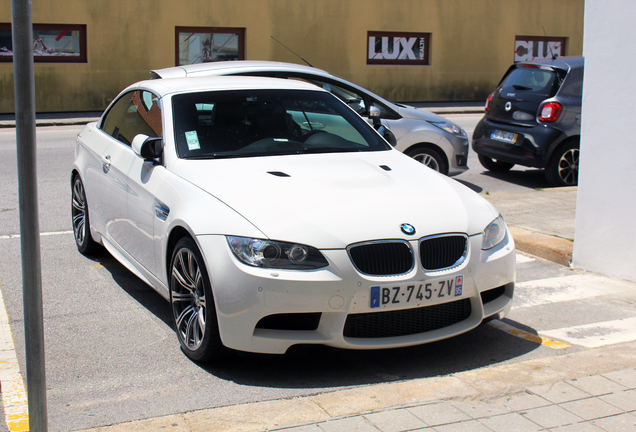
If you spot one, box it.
[485,93,493,113]
[538,102,562,122]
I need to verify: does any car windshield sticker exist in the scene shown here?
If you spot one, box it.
[185,131,200,150]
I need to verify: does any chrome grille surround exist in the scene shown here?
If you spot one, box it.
[347,240,414,277]
[419,233,469,271]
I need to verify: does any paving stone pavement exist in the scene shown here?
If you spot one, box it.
[272,368,636,432]
[484,187,577,241]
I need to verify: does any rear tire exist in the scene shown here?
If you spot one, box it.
[545,140,579,187]
[405,146,447,175]
[478,155,514,172]
[170,237,228,362]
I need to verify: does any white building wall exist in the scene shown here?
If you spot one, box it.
[573,0,636,282]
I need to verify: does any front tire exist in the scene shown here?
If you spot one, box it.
[478,155,515,172]
[71,175,98,255]
[170,237,227,362]
[405,146,447,175]
[545,140,579,186]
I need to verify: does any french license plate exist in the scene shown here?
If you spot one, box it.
[370,275,464,309]
[490,129,518,144]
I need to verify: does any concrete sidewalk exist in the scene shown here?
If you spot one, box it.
[483,187,577,267]
[79,342,636,432]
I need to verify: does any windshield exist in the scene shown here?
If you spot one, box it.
[172,89,390,159]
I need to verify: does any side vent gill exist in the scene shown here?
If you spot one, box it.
[267,171,291,177]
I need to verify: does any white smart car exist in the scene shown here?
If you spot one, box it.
[151,61,470,176]
[71,76,515,362]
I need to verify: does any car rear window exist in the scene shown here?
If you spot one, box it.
[558,67,584,97]
[501,66,565,98]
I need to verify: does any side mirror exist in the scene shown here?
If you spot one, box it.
[369,106,382,127]
[376,125,397,147]
[132,134,163,163]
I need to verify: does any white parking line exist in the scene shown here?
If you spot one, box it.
[540,317,636,348]
[0,281,29,431]
[512,274,636,310]
[0,230,73,240]
[515,254,535,263]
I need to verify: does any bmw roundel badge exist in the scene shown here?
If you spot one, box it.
[400,223,416,235]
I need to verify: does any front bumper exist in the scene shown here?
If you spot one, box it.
[198,232,515,354]
[472,118,565,168]
[446,134,470,176]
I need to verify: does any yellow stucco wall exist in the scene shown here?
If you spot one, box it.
[0,0,584,113]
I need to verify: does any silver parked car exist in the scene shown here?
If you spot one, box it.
[151,61,470,176]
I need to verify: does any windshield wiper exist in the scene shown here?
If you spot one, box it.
[512,84,533,90]
[185,153,248,160]
[296,147,360,154]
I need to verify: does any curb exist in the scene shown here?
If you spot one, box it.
[76,341,636,432]
[426,107,485,115]
[509,226,573,267]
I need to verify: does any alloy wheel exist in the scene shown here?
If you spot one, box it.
[557,148,579,186]
[414,153,440,171]
[72,177,87,246]
[171,247,207,351]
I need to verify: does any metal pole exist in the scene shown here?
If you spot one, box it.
[11,0,49,429]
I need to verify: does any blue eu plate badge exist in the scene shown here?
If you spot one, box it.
[370,286,381,308]
[455,275,463,296]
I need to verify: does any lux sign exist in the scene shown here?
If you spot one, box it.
[367,31,430,65]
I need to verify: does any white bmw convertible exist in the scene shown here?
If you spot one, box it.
[71,76,515,362]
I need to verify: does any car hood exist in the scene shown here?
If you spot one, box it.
[171,150,498,248]
[394,104,450,123]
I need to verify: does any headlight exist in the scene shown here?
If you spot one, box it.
[227,237,328,270]
[482,215,507,250]
[429,121,466,137]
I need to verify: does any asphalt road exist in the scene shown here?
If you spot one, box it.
[445,113,552,194]
[0,120,620,431]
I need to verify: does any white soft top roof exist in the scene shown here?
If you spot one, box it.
[124,75,328,98]
[151,61,332,80]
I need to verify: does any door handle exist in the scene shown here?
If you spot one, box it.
[102,155,111,170]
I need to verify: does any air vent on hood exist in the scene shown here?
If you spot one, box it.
[379,165,392,171]
[267,171,290,177]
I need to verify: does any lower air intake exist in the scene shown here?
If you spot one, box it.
[343,299,471,338]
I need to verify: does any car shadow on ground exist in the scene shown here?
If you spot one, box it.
[197,317,543,389]
[86,247,174,329]
[480,168,552,190]
[88,245,543,391]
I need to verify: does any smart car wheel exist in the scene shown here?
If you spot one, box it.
[546,140,579,187]
[170,237,227,362]
[71,175,98,255]
[406,146,447,174]
[478,155,515,173]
